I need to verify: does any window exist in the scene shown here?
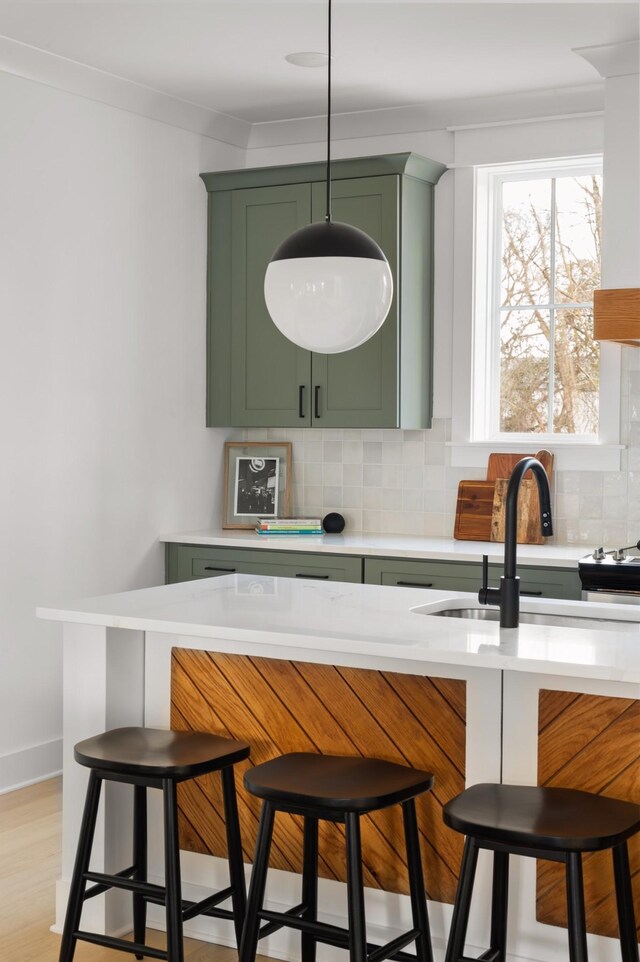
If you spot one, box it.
[472,157,603,442]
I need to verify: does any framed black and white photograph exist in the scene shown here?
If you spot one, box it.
[234,456,279,517]
[222,441,292,529]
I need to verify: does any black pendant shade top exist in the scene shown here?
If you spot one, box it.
[270,220,388,262]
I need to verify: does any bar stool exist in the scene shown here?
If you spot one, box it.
[239,752,435,962]
[443,783,640,962]
[59,726,250,962]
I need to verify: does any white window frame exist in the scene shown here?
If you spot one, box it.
[450,155,622,472]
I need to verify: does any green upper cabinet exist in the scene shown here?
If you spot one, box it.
[201,153,446,429]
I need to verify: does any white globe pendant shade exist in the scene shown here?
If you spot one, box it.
[264,220,393,354]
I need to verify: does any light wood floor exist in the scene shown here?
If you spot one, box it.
[0,778,244,961]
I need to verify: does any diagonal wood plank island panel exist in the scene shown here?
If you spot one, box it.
[170,649,466,904]
[537,689,640,939]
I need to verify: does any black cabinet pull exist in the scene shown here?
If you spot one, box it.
[298,385,306,418]
[204,566,236,573]
[295,572,330,579]
[521,590,543,597]
[396,581,434,588]
[314,385,321,419]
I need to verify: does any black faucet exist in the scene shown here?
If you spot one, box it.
[478,457,553,628]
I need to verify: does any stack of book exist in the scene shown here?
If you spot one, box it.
[255,518,323,536]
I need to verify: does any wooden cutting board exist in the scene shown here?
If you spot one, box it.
[490,450,554,545]
[454,480,496,541]
[486,453,526,481]
[490,479,544,544]
[486,449,554,481]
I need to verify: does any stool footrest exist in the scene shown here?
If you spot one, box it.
[258,903,307,939]
[368,928,420,962]
[258,908,420,962]
[83,866,136,900]
[183,886,236,921]
[84,870,164,901]
[143,892,236,923]
[74,930,168,960]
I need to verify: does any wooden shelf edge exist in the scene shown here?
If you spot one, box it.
[593,287,640,344]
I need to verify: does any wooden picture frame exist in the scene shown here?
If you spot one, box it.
[222,442,292,529]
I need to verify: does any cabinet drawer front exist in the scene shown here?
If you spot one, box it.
[365,558,491,592]
[364,558,581,600]
[518,565,581,600]
[168,544,361,584]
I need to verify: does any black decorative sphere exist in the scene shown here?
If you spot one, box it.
[322,512,345,534]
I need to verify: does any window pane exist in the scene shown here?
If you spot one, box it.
[555,175,602,304]
[500,309,550,432]
[553,308,599,434]
[501,179,551,307]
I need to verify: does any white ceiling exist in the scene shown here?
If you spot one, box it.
[0,2,637,124]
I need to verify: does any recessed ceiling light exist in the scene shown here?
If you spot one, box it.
[285,51,331,68]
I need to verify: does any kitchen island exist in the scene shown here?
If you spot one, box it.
[38,575,640,962]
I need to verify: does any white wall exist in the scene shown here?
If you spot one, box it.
[0,69,244,791]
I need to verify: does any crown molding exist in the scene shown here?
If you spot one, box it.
[0,30,608,152]
[574,40,640,79]
[0,33,252,147]
[247,83,605,149]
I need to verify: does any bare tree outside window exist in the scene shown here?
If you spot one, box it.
[499,171,602,434]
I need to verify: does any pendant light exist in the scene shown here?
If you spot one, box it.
[264,0,393,354]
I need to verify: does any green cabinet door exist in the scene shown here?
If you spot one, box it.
[230,184,312,426]
[310,176,399,428]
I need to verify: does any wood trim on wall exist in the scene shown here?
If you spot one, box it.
[170,649,467,905]
[537,689,640,939]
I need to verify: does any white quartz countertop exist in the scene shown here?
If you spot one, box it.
[160,529,587,568]
[37,575,640,684]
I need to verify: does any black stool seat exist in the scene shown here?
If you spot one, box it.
[444,783,640,852]
[74,726,249,779]
[240,752,436,962]
[244,752,434,813]
[443,783,640,962]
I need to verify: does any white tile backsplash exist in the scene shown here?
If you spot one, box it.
[246,350,640,546]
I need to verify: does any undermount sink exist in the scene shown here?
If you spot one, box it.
[418,606,640,631]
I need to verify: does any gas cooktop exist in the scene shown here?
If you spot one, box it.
[578,542,640,594]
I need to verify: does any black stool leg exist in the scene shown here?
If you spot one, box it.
[402,800,433,962]
[444,837,479,962]
[239,802,276,962]
[301,817,319,962]
[612,842,639,962]
[133,785,147,960]
[345,812,367,962]
[221,765,247,949]
[163,778,184,962]
[490,851,509,962]
[566,852,588,962]
[58,770,103,962]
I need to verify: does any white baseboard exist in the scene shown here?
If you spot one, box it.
[0,737,62,794]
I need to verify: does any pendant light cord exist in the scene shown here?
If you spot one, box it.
[325,0,332,223]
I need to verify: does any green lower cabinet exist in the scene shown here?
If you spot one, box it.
[166,544,362,585]
[363,557,582,600]
[167,544,581,601]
